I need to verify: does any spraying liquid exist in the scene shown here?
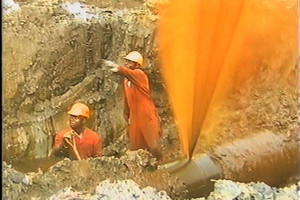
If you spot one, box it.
[158,0,297,158]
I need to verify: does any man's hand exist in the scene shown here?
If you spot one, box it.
[63,130,73,139]
[101,59,119,72]
[48,145,61,157]
[128,118,131,125]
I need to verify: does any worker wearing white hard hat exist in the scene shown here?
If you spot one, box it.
[103,51,163,160]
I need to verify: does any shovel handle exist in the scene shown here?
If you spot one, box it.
[64,138,82,160]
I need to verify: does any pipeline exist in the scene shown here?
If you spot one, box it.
[163,131,298,198]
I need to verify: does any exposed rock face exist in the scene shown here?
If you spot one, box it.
[3,0,180,163]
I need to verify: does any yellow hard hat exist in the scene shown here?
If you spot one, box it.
[124,51,144,66]
[67,103,91,119]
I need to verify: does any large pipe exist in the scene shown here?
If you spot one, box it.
[163,154,223,197]
[164,131,298,198]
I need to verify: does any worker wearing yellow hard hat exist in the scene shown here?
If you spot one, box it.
[103,51,163,160]
[49,102,103,160]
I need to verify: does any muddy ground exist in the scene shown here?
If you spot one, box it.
[2,0,299,199]
[3,154,299,199]
[3,149,299,199]
[3,150,187,199]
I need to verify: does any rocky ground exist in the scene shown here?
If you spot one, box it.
[3,152,299,199]
[3,150,187,200]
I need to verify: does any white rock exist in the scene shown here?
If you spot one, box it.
[3,0,21,15]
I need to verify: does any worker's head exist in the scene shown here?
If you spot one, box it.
[124,51,143,69]
[67,102,91,130]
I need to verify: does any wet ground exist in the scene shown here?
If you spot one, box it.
[3,150,187,200]
[11,157,64,173]
[3,151,299,199]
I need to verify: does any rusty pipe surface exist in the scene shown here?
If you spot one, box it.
[163,131,298,198]
[210,131,298,185]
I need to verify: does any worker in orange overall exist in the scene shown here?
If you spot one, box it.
[103,51,163,160]
[49,102,103,160]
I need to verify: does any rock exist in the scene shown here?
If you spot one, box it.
[47,179,172,200]
[122,149,158,169]
[47,187,90,200]
[11,173,25,184]
[3,0,21,15]
[93,179,171,200]
[207,180,299,200]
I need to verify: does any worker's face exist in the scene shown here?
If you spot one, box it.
[125,59,139,69]
[68,115,85,129]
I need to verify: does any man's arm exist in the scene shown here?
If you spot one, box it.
[92,135,103,157]
[118,66,146,87]
[123,90,130,124]
[103,60,147,90]
[49,129,71,157]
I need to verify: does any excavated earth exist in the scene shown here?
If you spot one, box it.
[2,0,299,199]
[3,150,187,199]
[3,0,179,163]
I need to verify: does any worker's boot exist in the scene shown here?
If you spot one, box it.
[150,146,163,162]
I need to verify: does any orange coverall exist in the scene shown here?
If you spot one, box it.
[118,66,162,151]
[54,127,103,159]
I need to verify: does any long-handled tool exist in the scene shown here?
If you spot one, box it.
[64,131,82,160]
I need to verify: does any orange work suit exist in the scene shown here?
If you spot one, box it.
[118,66,162,151]
[54,127,103,159]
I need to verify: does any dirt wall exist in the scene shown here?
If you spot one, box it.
[3,0,179,163]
